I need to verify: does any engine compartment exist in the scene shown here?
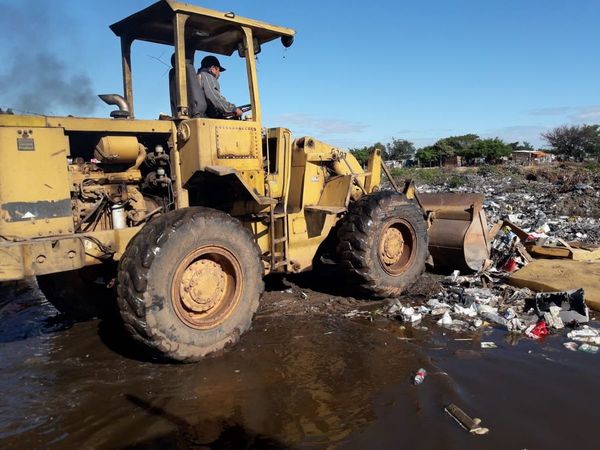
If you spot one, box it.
[66,131,174,234]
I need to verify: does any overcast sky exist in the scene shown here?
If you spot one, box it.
[1,0,599,149]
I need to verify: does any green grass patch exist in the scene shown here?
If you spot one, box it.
[583,161,600,174]
[390,167,467,186]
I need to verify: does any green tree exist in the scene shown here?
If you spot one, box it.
[415,146,439,166]
[414,134,478,166]
[437,134,480,157]
[348,146,369,166]
[349,142,385,166]
[542,124,600,161]
[432,134,481,163]
[414,143,451,167]
[385,138,415,160]
[415,134,511,165]
[469,138,512,163]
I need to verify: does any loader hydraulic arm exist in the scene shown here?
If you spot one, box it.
[331,148,382,198]
[364,148,382,193]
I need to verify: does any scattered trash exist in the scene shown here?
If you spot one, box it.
[527,241,600,261]
[417,305,431,315]
[567,326,600,345]
[501,258,519,273]
[578,343,599,354]
[437,312,453,327]
[400,306,422,323]
[453,304,478,317]
[509,260,600,311]
[503,308,516,320]
[505,316,527,332]
[525,321,548,340]
[444,403,489,435]
[527,288,589,324]
[480,312,507,328]
[563,342,578,351]
[387,299,403,316]
[343,309,373,320]
[428,298,451,316]
[476,304,498,315]
[413,368,427,385]
[446,270,461,283]
[386,301,423,323]
[536,223,551,235]
[341,172,600,357]
[481,342,497,349]
[543,305,565,330]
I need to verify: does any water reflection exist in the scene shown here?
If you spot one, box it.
[0,296,417,449]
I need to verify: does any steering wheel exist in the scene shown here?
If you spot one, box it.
[224,103,252,120]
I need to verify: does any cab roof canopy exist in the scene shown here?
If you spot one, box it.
[110,0,295,56]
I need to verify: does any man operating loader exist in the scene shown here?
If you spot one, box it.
[198,55,243,119]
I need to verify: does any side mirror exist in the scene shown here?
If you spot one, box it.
[281,35,294,48]
[237,37,261,58]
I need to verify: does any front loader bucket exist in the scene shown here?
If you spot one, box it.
[418,193,490,272]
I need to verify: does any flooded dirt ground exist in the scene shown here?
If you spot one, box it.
[2,275,600,450]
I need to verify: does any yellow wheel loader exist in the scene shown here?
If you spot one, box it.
[0,0,489,362]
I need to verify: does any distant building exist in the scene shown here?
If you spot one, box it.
[386,159,417,168]
[512,150,552,165]
[442,155,462,167]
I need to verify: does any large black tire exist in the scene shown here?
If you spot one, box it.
[336,191,428,298]
[117,207,263,362]
[37,264,117,320]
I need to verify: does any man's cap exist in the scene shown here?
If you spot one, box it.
[200,55,226,72]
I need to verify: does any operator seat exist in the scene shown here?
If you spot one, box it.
[169,54,207,118]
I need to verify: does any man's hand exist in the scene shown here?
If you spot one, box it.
[234,108,243,117]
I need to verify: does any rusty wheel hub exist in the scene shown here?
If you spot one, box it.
[380,227,404,265]
[172,246,242,330]
[179,260,226,314]
[378,219,417,276]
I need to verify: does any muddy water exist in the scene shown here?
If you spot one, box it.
[1,282,600,449]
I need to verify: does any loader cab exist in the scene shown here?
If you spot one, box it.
[109,0,295,122]
[110,0,295,212]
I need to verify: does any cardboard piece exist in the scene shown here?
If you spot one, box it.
[527,245,600,261]
[508,260,600,311]
[570,247,600,261]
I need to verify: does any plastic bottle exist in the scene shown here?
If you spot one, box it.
[413,368,427,385]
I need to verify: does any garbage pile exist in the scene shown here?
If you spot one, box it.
[384,272,599,354]
[485,219,600,276]
[378,196,600,352]
[483,194,600,245]
[418,165,600,244]
[343,164,600,354]
[343,185,600,353]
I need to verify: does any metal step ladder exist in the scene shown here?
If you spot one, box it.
[269,202,289,271]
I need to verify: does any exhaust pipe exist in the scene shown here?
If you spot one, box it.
[98,94,130,119]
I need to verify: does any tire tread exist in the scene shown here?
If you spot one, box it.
[336,191,428,298]
[117,207,264,362]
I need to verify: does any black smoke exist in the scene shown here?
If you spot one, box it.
[0,0,97,115]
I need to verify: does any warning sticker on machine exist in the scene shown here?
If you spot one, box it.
[17,138,35,151]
